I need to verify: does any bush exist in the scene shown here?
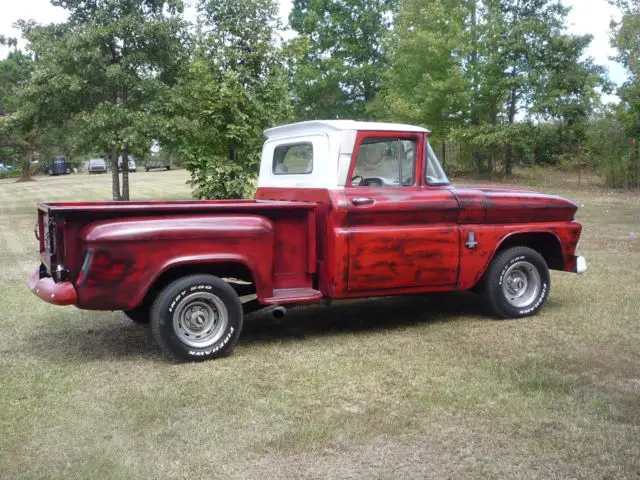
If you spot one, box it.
[584,115,638,188]
[0,168,21,180]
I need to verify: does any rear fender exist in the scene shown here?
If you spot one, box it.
[77,215,275,310]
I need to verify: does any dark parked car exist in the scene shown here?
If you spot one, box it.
[48,156,71,176]
[144,159,171,172]
[87,158,108,174]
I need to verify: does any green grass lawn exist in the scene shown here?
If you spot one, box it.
[0,169,638,479]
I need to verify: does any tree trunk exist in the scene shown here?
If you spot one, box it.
[470,1,483,174]
[441,141,446,167]
[111,146,121,201]
[532,145,536,170]
[505,85,517,176]
[121,145,130,201]
[19,147,33,182]
[228,144,236,163]
[629,137,638,189]
[505,143,514,176]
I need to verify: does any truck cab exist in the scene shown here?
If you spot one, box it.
[29,120,586,361]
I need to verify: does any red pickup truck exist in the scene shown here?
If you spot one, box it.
[29,121,586,361]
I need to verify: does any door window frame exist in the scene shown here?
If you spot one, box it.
[346,131,425,189]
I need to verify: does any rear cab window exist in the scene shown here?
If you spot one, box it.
[273,143,313,175]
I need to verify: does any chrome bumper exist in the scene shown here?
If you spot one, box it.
[575,256,587,275]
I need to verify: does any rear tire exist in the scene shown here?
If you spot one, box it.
[483,246,550,319]
[150,274,243,361]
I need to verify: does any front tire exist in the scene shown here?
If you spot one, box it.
[483,246,550,319]
[150,274,243,361]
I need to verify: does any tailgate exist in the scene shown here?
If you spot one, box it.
[37,205,56,276]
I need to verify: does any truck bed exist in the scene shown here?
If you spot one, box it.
[37,199,319,301]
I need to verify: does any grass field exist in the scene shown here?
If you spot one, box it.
[0,169,638,479]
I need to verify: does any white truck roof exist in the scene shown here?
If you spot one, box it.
[265,120,430,139]
[259,120,431,190]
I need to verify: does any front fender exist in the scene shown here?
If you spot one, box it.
[77,215,274,310]
[457,222,582,290]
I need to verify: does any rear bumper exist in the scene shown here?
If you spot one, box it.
[28,268,77,306]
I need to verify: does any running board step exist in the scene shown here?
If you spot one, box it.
[262,288,323,305]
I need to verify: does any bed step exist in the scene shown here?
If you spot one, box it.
[262,288,323,305]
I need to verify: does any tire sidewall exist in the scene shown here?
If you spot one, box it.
[152,275,243,361]
[490,248,550,318]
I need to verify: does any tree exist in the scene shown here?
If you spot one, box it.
[287,0,395,120]
[370,0,470,146]
[533,33,609,154]
[610,0,640,187]
[0,39,38,182]
[375,0,607,175]
[162,0,290,199]
[20,0,189,200]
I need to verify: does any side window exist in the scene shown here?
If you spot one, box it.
[273,143,313,175]
[351,138,416,187]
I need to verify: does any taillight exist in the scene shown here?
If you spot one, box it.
[76,250,93,287]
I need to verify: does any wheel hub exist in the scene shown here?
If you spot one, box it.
[502,261,541,309]
[172,293,228,348]
[185,305,213,330]
[506,271,527,296]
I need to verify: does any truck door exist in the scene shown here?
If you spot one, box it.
[341,131,459,292]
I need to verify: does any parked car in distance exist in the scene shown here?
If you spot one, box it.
[117,156,137,172]
[87,158,108,174]
[29,120,587,362]
[48,156,71,176]
[144,159,171,171]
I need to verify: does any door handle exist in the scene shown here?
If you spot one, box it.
[351,197,375,206]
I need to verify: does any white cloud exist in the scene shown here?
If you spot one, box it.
[562,0,626,86]
[0,0,68,55]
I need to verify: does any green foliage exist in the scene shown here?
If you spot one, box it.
[374,0,608,175]
[610,0,640,138]
[583,111,635,187]
[607,0,640,189]
[162,0,290,199]
[370,0,469,140]
[287,0,395,120]
[0,45,39,181]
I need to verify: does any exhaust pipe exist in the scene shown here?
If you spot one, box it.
[272,306,287,319]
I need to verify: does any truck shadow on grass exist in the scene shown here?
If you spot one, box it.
[240,291,486,345]
[28,292,489,362]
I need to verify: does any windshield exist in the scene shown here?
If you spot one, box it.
[425,142,449,185]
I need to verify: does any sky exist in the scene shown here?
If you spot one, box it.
[0,0,626,95]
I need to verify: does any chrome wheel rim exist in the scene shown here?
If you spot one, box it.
[172,292,228,348]
[502,261,541,308]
